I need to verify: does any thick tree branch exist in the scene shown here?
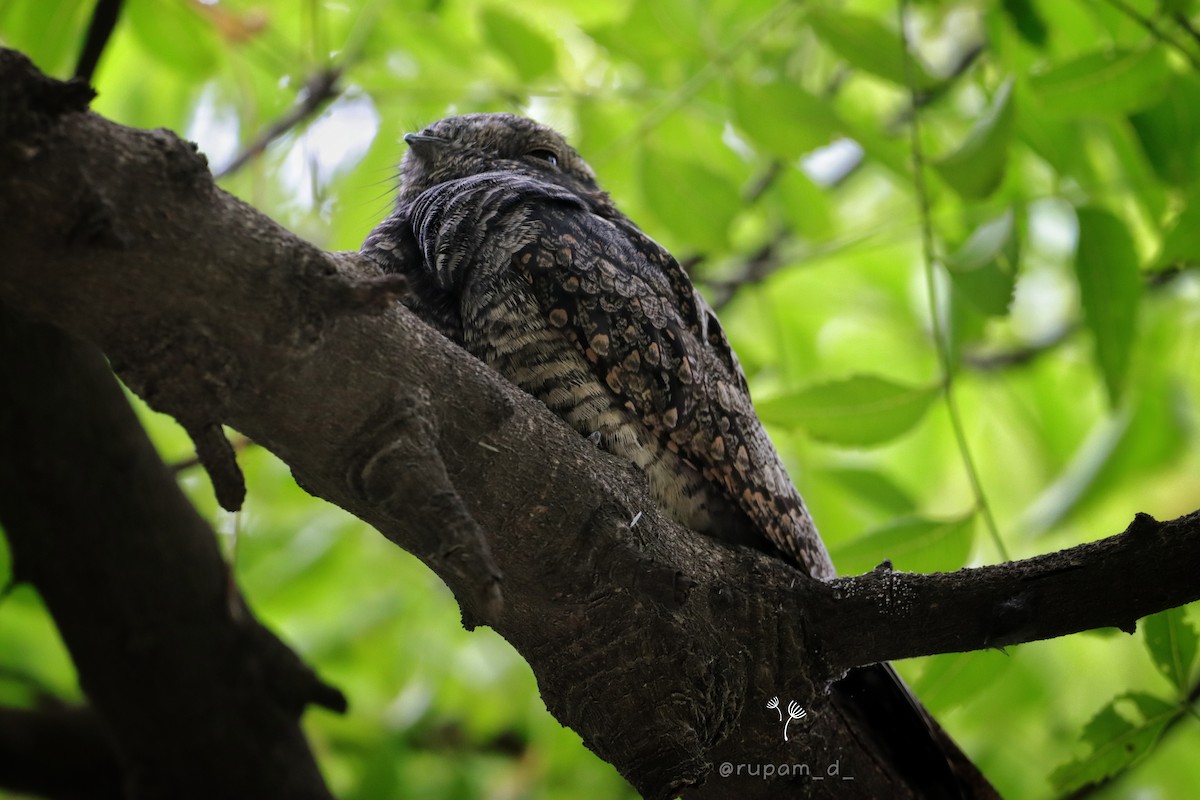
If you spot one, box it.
[0,704,123,800]
[0,306,344,800]
[2,48,1199,798]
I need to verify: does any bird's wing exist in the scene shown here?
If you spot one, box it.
[401,172,989,798]
[361,208,465,343]
[513,199,835,578]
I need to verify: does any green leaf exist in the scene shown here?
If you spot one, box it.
[481,8,557,82]
[933,78,1015,199]
[944,209,1019,316]
[825,468,917,515]
[1050,692,1181,792]
[756,375,940,447]
[0,0,93,77]
[1028,47,1170,117]
[831,513,976,575]
[771,167,834,240]
[1161,0,1195,13]
[1144,607,1199,693]
[1130,73,1200,188]
[912,649,1012,714]
[126,0,217,77]
[638,147,740,251]
[807,8,937,89]
[1002,0,1049,47]
[947,284,989,365]
[1022,375,1189,536]
[1157,196,1200,269]
[586,0,702,77]
[1074,207,1142,406]
[730,78,843,157]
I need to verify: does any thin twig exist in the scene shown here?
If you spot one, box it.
[73,0,124,83]
[744,160,785,204]
[215,66,343,180]
[1174,12,1200,50]
[889,39,986,131]
[408,722,528,757]
[898,1,1010,562]
[965,264,1192,372]
[706,229,794,310]
[963,326,1076,371]
[1148,263,1198,287]
[1094,0,1200,72]
[170,435,254,473]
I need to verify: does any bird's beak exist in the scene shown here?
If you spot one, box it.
[404,132,447,154]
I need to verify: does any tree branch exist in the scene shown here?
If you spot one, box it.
[2,47,1199,799]
[0,305,345,799]
[74,0,124,83]
[807,512,1200,678]
[0,704,123,800]
[963,325,1075,371]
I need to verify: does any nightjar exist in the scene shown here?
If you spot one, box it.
[361,112,833,577]
[361,112,994,799]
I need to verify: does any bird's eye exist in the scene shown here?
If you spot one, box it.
[527,148,559,167]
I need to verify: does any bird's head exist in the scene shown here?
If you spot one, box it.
[396,113,613,211]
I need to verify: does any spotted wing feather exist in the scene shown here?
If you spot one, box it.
[514,201,835,579]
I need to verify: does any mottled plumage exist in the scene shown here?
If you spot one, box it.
[362,113,994,799]
[362,113,834,579]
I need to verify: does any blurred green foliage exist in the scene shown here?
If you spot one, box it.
[2,0,1200,797]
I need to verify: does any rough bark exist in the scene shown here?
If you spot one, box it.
[2,48,1199,799]
[0,705,122,800]
[0,307,344,800]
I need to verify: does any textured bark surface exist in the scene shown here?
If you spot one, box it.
[3,48,1200,799]
[0,308,343,800]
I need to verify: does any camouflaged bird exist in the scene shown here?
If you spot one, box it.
[361,112,835,579]
[362,113,996,799]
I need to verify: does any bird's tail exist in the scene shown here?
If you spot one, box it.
[830,663,1000,799]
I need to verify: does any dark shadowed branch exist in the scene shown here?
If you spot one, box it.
[0,305,346,800]
[73,0,124,83]
[0,704,123,800]
[806,512,1200,679]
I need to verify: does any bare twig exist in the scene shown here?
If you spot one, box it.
[743,160,784,204]
[1093,0,1200,72]
[74,0,124,83]
[215,66,343,179]
[964,325,1076,371]
[171,434,254,473]
[1174,11,1200,50]
[705,229,794,310]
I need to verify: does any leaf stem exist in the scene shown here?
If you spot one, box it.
[897,1,1010,562]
